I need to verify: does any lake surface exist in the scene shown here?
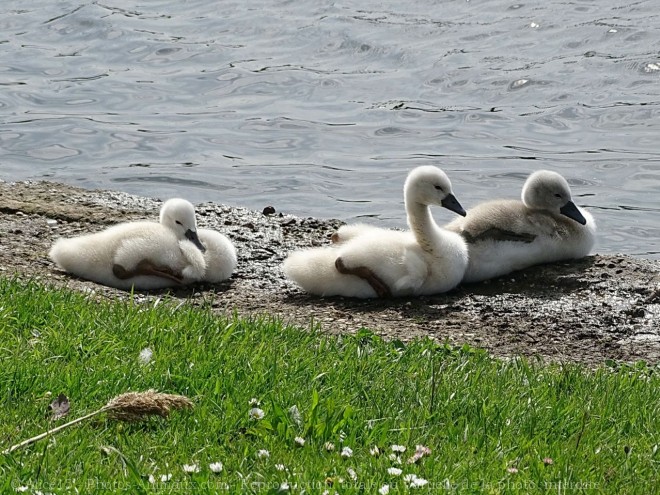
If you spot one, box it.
[1,0,659,258]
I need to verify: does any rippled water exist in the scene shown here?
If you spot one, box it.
[1,0,659,258]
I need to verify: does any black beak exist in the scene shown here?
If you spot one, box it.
[559,201,587,225]
[185,229,206,252]
[441,193,467,217]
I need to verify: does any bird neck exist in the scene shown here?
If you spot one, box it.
[406,200,439,253]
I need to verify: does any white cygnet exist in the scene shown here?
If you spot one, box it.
[445,170,596,283]
[283,166,469,298]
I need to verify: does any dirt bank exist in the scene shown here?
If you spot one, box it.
[1,179,658,366]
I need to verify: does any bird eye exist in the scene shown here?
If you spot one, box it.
[175,220,183,225]
[554,193,562,199]
[434,185,444,191]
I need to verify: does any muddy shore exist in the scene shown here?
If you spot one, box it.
[1,179,658,366]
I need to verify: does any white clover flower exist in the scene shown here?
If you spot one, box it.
[340,446,353,458]
[15,487,29,493]
[408,444,432,464]
[369,446,380,456]
[379,485,390,495]
[275,464,286,471]
[249,407,265,420]
[404,474,428,488]
[280,481,290,491]
[411,477,428,488]
[387,467,402,476]
[388,453,402,464]
[183,463,200,473]
[138,347,153,365]
[289,405,302,427]
[324,442,335,451]
[347,467,357,481]
[148,474,155,484]
[248,398,260,406]
[391,444,406,453]
[257,449,270,458]
[209,461,224,473]
[294,436,305,446]
[160,473,172,482]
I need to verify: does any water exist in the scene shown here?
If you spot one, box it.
[1,0,659,258]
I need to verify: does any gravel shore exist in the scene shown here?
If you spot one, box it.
[1,179,658,366]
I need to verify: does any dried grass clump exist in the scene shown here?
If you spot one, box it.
[3,390,193,455]
[104,389,194,421]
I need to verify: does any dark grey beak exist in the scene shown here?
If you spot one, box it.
[559,201,587,225]
[185,229,206,252]
[441,193,467,217]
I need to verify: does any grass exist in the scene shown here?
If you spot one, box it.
[0,277,658,494]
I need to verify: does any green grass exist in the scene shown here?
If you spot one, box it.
[0,277,658,494]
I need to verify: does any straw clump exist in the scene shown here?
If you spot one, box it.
[103,389,194,421]
[3,389,193,455]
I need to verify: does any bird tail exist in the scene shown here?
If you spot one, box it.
[282,247,374,298]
